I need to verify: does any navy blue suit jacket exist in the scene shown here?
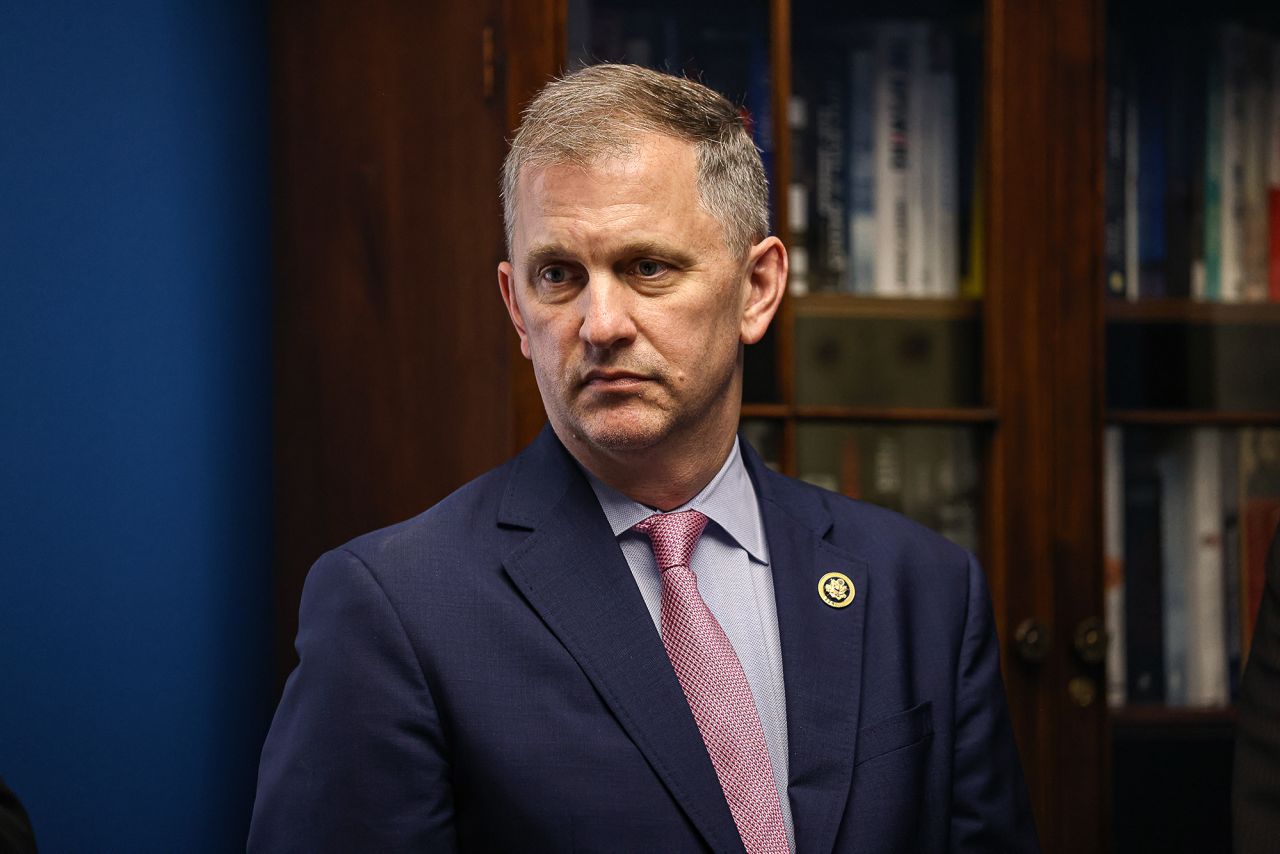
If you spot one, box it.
[250,427,1039,852]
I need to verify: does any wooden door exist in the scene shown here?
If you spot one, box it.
[271,0,522,678]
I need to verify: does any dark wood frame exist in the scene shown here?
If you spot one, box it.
[269,1,1117,850]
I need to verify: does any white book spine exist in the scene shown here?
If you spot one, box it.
[848,46,877,294]
[873,24,913,296]
[1186,428,1227,706]
[905,23,931,297]
[931,34,959,297]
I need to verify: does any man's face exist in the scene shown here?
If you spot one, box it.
[498,133,777,468]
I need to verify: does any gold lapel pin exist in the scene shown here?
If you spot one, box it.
[818,572,855,609]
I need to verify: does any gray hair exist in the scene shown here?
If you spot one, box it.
[501,63,769,257]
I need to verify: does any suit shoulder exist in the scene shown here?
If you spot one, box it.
[774,473,974,577]
[332,459,517,575]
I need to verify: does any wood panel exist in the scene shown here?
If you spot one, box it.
[500,0,565,452]
[988,0,1107,849]
[1045,0,1107,850]
[271,0,514,683]
[986,0,1062,846]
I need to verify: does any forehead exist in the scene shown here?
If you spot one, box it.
[511,134,725,256]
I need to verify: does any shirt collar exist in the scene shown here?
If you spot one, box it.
[584,437,769,565]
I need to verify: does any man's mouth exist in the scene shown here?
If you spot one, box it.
[581,369,652,391]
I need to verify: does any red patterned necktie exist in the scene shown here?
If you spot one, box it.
[634,510,789,854]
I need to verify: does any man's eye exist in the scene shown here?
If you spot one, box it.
[539,266,570,285]
[634,260,666,278]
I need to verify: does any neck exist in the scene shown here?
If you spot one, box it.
[580,431,738,510]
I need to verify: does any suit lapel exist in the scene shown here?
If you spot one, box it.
[497,428,745,854]
[745,443,868,854]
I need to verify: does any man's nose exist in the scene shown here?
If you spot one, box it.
[578,276,637,350]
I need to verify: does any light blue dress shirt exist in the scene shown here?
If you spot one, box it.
[585,438,795,850]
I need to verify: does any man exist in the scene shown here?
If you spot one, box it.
[1235,524,1280,853]
[250,64,1038,852]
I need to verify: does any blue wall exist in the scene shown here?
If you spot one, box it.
[0,3,274,850]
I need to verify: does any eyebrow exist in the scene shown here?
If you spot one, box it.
[523,240,697,270]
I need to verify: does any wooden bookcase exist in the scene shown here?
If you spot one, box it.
[268,0,1278,851]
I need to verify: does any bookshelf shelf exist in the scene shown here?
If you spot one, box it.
[1110,705,1236,727]
[1110,706,1237,742]
[740,403,998,423]
[791,294,983,320]
[1106,299,1280,325]
[1106,410,1280,426]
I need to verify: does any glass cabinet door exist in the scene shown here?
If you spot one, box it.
[1102,3,1280,849]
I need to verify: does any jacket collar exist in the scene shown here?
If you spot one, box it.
[497,426,868,853]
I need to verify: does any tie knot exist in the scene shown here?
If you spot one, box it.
[634,509,709,572]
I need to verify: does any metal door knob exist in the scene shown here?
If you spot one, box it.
[1073,617,1106,665]
[1014,618,1051,664]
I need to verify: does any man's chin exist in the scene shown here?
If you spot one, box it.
[569,412,670,455]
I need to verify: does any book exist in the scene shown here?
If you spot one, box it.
[904,23,930,297]
[926,29,959,297]
[1136,41,1169,299]
[1240,428,1280,660]
[1124,433,1166,703]
[873,23,916,296]
[1124,61,1141,302]
[1104,28,1128,299]
[1242,30,1272,303]
[1163,27,1205,300]
[1155,434,1191,705]
[811,48,850,293]
[1186,429,1227,706]
[1220,24,1249,303]
[1104,427,1127,707]
[1222,429,1243,699]
[1202,32,1225,301]
[1269,41,1280,301]
[846,44,876,295]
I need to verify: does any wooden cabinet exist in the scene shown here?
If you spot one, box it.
[272,0,1279,850]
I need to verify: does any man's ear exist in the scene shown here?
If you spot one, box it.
[497,261,532,359]
[739,236,787,345]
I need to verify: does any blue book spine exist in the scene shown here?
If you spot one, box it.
[1137,57,1168,299]
[846,43,876,294]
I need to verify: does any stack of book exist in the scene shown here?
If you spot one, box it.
[1104,426,1280,708]
[1105,23,1280,303]
[789,21,973,298]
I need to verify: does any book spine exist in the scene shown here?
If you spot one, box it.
[930,30,959,298]
[1203,33,1225,302]
[847,44,876,295]
[1242,31,1272,303]
[905,23,931,297]
[788,92,811,297]
[1221,429,1243,699]
[1104,427,1127,707]
[1124,434,1166,703]
[1124,62,1141,302]
[1137,49,1168,299]
[1163,27,1200,299]
[874,24,912,296]
[813,50,850,293]
[1157,435,1191,706]
[1240,427,1280,661]
[1221,24,1248,303]
[1186,428,1227,706]
[1269,41,1280,301]
[1104,28,1128,299]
